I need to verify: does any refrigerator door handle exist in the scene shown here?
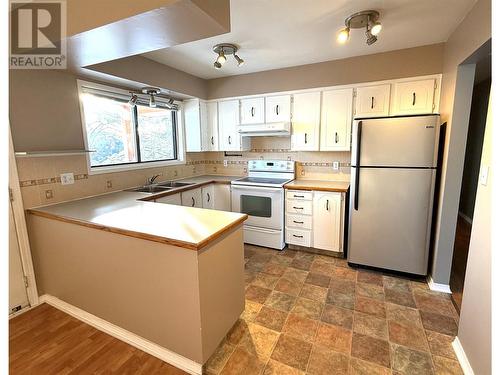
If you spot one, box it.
[354,121,362,210]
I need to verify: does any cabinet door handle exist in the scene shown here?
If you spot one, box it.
[275,105,279,115]
[293,206,304,210]
[371,96,374,109]
[211,136,214,145]
[251,107,255,117]
[228,136,232,145]
[412,92,416,106]
[293,234,304,238]
[293,194,305,198]
[326,199,330,211]
[304,133,308,144]
[293,220,304,224]
[191,197,195,207]
[207,193,210,202]
[335,132,339,143]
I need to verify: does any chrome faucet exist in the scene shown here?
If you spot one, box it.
[146,174,161,185]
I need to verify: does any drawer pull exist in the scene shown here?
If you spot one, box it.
[292,206,304,210]
[293,220,304,224]
[293,194,305,198]
[293,234,303,238]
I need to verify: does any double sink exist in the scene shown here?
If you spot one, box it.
[129,181,194,194]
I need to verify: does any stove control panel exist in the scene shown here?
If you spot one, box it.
[248,160,295,173]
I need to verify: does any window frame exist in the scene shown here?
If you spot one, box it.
[77,80,186,175]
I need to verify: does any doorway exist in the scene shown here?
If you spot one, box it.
[449,56,491,313]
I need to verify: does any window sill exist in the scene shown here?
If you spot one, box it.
[88,159,186,175]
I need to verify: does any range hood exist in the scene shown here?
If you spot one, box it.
[238,122,291,137]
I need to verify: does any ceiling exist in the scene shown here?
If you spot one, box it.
[143,0,476,79]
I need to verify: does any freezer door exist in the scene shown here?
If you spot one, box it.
[348,167,435,275]
[352,115,440,167]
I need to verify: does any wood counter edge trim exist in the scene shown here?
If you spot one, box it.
[27,209,248,251]
[284,185,349,193]
[139,179,233,202]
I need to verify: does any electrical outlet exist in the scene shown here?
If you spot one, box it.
[45,189,53,199]
[479,165,489,186]
[300,169,305,176]
[174,170,178,177]
[60,172,74,185]
[224,160,228,167]
[106,180,112,189]
[333,161,340,171]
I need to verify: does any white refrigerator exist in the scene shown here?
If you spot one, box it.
[348,115,440,275]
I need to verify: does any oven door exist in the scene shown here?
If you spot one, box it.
[231,185,284,230]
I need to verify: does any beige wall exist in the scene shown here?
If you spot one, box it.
[456,95,491,375]
[431,0,491,284]
[206,44,444,99]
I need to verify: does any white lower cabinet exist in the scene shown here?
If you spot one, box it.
[312,191,343,252]
[285,189,345,253]
[181,187,202,208]
[155,193,181,205]
[213,184,231,211]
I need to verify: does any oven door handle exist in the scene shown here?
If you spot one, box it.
[231,185,283,193]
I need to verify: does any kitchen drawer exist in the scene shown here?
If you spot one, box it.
[286,190,312,201]
[286,214,312,230]
[286,199,312,215]
[286,228,312,247]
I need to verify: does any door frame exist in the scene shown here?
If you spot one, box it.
[8,126,39,310]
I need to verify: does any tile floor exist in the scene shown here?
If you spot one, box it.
[205,245,462,375]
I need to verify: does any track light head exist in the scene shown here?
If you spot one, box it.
[337,28,349,44]
[149,95,156,108]
[128,94,138,106]
[216,51,226,64]
[370,21,382,35]
[234,54,244,66]
[365,29,377,45]
[214,61,222,69]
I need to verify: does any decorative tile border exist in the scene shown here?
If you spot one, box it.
[20,174,88,187]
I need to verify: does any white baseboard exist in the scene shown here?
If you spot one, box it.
[427,276,452,294]
[38,295,203,375]
[452,337,475,375]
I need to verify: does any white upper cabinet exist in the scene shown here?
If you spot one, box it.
[183,99,206,152]
[291,92,321,151]
[391,79,436,115]
[203,101,219,151]
[355,84,391,118]
[218,100,250,151]
[240,97,265,125]
[312,191,342,252]
[265,95,291,123]
[320,88,353,151]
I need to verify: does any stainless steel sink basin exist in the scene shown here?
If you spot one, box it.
[156,181,194,188]
[129,186,173,193]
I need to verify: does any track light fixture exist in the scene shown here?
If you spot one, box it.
[337,10,382,46]
[127,88,178,110]
[212,43,244,69]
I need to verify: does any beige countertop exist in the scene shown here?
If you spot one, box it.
[285,179,350,192]
[28,175,247,251]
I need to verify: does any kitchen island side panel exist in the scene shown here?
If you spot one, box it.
[28,215,204,363]
[197,226,245,363]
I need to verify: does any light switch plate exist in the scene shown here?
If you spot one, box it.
[479,165,489,186]
[224,160,228,167]
[60,173,74,185]
[333,161,340,171]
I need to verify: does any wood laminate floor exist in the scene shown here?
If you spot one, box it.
[9,303,187,374]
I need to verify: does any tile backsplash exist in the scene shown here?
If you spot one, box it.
[16,138,351,208]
